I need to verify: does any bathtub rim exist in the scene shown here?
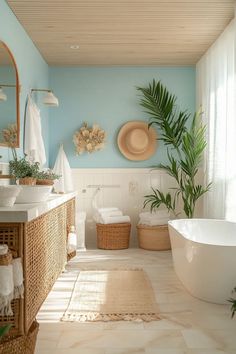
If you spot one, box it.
[168,218,236,247]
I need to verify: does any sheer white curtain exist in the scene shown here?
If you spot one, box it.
[196,19,236,220]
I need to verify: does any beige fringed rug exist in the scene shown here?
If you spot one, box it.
[62,269,160,322]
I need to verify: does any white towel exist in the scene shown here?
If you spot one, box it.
[93,210,123,221]
[139,210,170,220]
[12,258,24,299]
[24,94,46,166]
[139,218,169,226]
[93,209,123,223]
[100,215,130,224]
[99,210,123,217]
[97,207,119,213]
[0,265,14,316]
[0,244,8,255]
[53,145,74,193]
[67,229,77,254]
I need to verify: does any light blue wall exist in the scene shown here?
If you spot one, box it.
[49,67,195,168]
[0,1,49,164]
[0,0,196,168]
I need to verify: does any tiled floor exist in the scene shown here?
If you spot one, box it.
[36,249,236,354]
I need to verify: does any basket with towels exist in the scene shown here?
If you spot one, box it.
[138,209,170,226]
[94,208,131,249]
[93,207,130,224]
[0,244,24,316]
[137,209,171,250]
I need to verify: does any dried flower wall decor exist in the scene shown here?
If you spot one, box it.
[1,123,18,160]
[73,122,106,155]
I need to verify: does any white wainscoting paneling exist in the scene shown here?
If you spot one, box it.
[72,168,180,248]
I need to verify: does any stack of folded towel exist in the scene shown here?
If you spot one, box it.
[139,209,170,226]
[0,244,24,316]
[93,207,130,224]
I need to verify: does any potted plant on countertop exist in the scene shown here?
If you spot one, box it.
[9,157,40,185]
[136,80,211,250]
[36,169,60,185]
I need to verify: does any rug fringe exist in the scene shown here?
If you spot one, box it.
[62,312,160,323]
[76,267,143,271]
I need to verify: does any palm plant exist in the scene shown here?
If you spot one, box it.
[137,80,211,218]
[228,287,236,318]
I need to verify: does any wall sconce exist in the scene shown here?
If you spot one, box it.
[31,88,59,107]
[0,84,16,101]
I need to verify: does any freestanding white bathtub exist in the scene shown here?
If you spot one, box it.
[168,219,236,304]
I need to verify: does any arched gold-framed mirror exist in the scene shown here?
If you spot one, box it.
[0,40,20,147]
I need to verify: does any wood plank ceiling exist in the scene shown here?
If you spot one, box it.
[7,0,235,66]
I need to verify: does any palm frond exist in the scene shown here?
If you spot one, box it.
[138,80,210,218]
[144,188,175,213]
[137,80,189,149]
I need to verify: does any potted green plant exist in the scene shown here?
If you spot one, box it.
[36,169,60,185]
[135,80,211,250]
[9,157,40,185]
[137,79,211,218]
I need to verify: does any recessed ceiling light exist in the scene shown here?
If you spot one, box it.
[70,45,80,50]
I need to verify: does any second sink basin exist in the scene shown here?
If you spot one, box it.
[15,185,53,203]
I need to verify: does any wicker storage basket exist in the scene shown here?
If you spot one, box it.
[0,320,39,354]
[137,224,171,251]
[96,223,131,250]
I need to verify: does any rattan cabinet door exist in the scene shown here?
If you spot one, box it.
[24,203,67,333]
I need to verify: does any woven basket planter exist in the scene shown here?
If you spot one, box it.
[0,321,39,354]
[18,177,36,186]
[137,224,171,251]
[96,223,131,250]
[36,179,54,186]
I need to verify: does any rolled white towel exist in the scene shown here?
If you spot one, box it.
[99,210,123,217]
[0,244,8,255]
[140,217,170,224]
[100,215,130,224]
[139,210,170,220]
[0,264,14,316]
[139,218,169,226]
[12,258,24,299]
[93,209,123,223]
[97,207,119,213]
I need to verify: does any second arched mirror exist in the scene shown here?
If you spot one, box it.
[0,40,20,148]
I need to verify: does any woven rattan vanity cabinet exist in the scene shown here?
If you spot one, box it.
[0,195,76,335]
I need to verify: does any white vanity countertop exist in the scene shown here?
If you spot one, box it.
[0,191,77,222]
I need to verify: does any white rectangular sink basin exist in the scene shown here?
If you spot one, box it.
[15,185,53,203]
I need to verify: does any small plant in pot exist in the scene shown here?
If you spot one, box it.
[36,170,60,185]
[137,80,211,219]
[9,157,40,185]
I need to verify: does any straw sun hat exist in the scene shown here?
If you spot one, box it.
[117,121,157,161]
